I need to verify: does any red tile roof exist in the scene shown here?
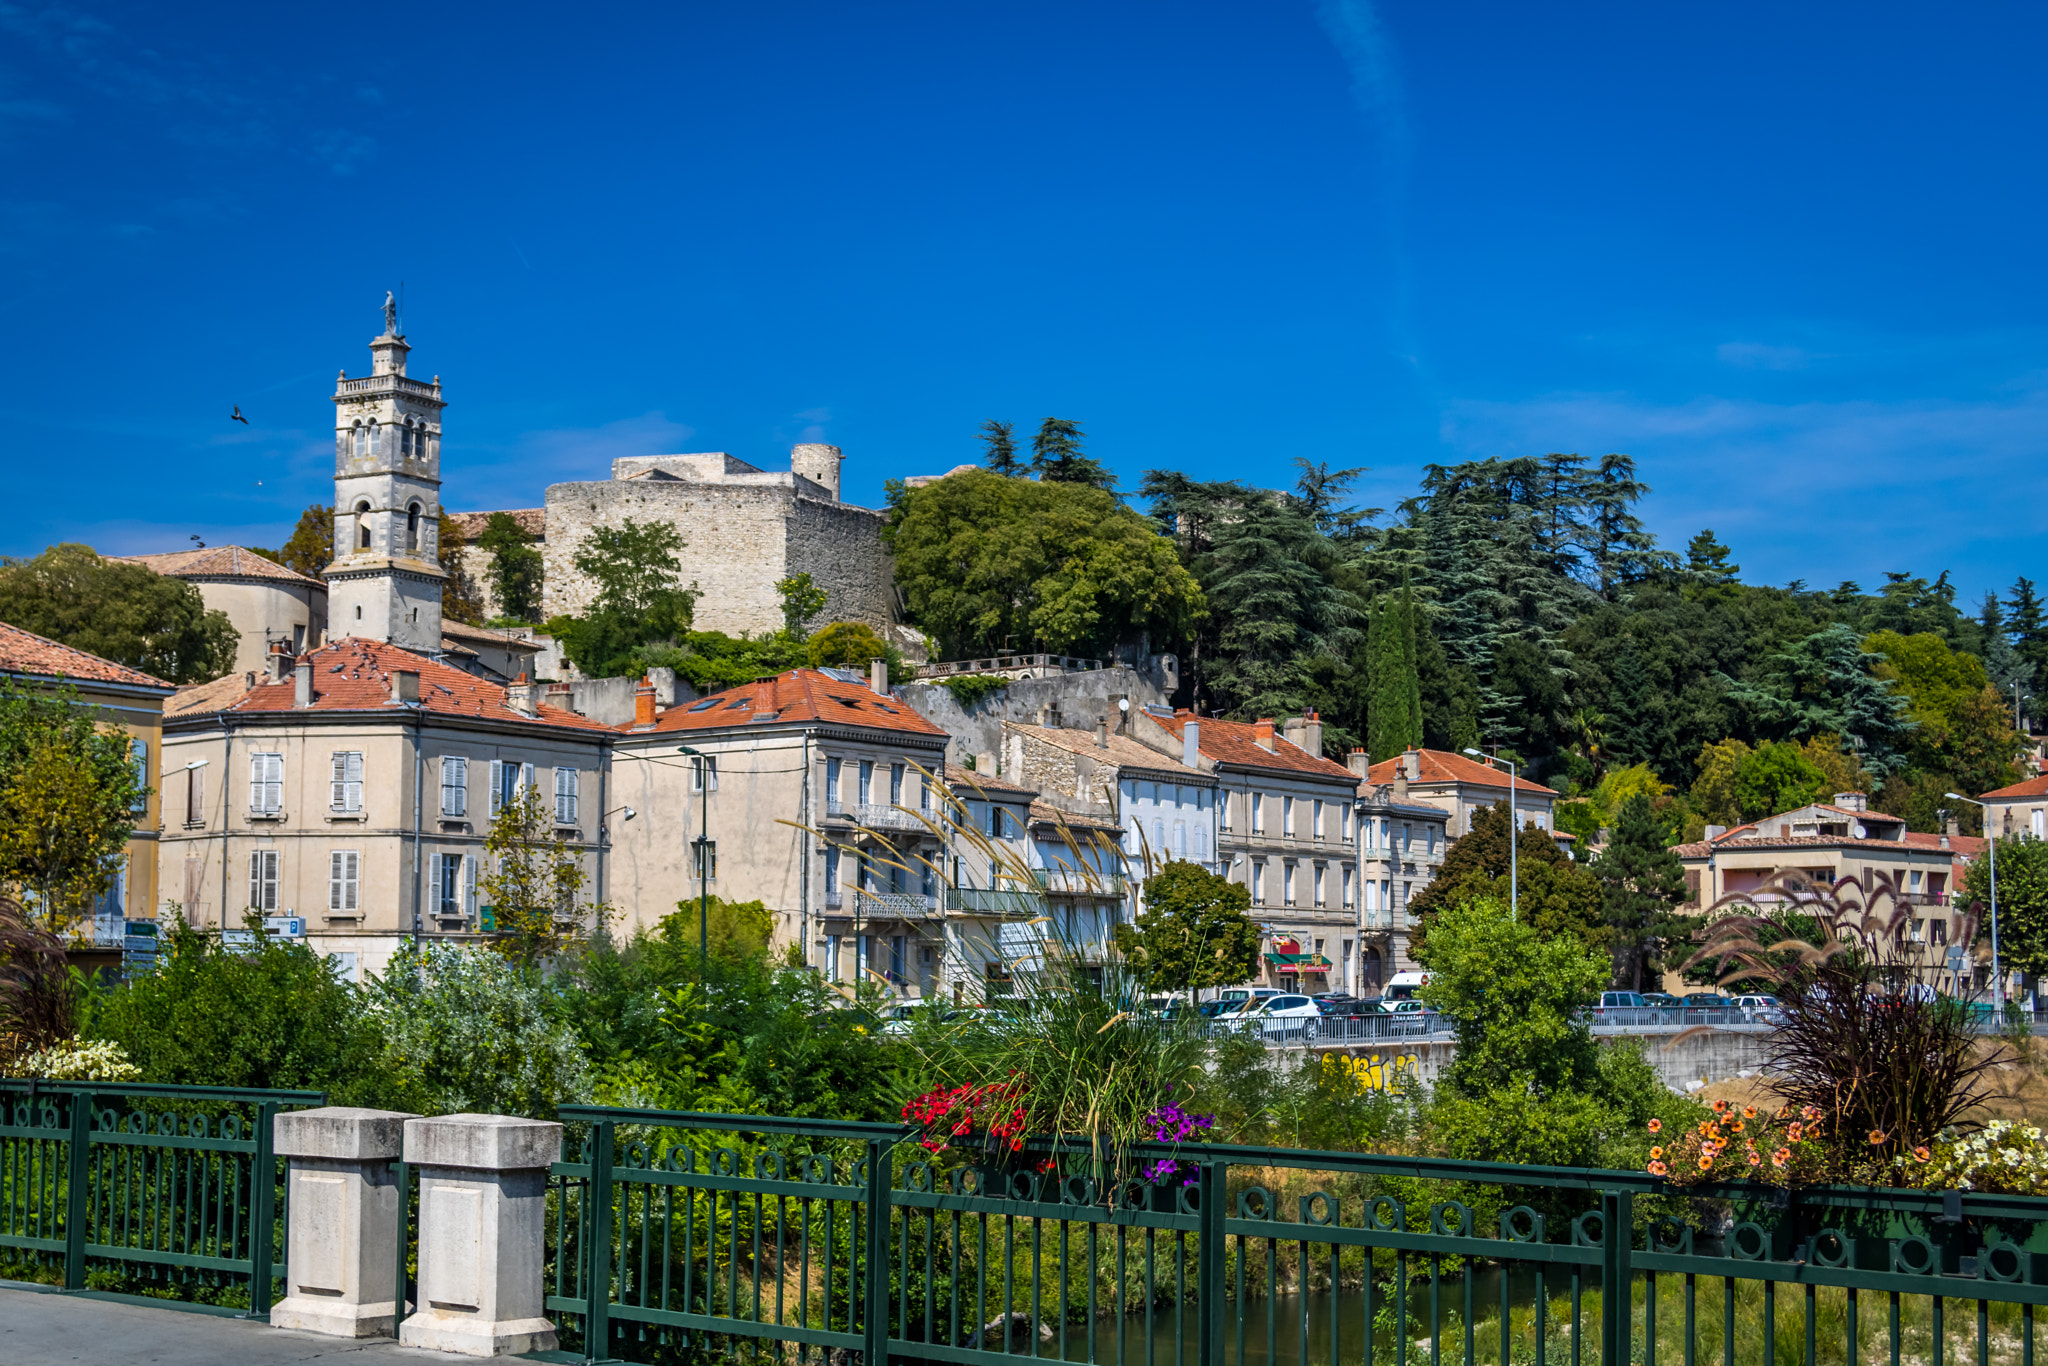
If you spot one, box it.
[1363,747,1553,796]
[1146,710,1356,782]
[1902,831,1988,859]
[0,621,174,690]
[1980,775,2048,800]
[1671,834,1959,858]
[224,638,609,730]
[630,669,949,739]
[1008,722,1208,777]
[119,546,323,587]
[166,671,260,718]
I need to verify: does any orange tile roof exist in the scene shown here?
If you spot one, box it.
[1671,834,1957,858]
[1146,710,1356,782]
[119,546,323,587]
[441,620,540,650]
[0,621,174,690]
[1363,747,1554,795]
[223,638,609,730]
[166,671,260,718]
[943,763,1037,796]
[1902,831,1987,859]
[630,669,949,739]
[1980,775,2048,800]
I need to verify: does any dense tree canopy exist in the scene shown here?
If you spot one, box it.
[0,544,236,683]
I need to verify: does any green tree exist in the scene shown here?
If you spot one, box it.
[1722,624,1915,775]
[0,544,236,684]
[92,914,391,1102]
[0,682,145,933]
[475,512,545,623]
[1405,802,1606,957]
[437,510,487,626]
[368,941,592,1118]
[1592,793,1690,989]
[777,572,829,639]
[1962,838,2048,1002]
[1111,861,1260,1004]
[480,785,609,966]
[884,469,1203,660]
[806,620,903,679]
[978,419,1021,476]
[252,505,333,580]
[1367,580,1422,762]
[1684,529,1741,585]
[1029,417,1114,488]
[1417,896,1606,1099]
[548,518,700,677]
[2008,578,2048,684]
[1690,738,1828,826]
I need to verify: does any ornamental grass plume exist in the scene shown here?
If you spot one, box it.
[1682,870,2003,1182]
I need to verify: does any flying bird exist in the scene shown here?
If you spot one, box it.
[231,405,249,424]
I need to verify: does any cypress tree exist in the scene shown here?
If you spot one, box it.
[1367,580,1422,762]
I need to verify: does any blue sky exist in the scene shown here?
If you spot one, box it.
[2,1,2043,603]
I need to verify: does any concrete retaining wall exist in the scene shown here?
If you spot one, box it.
[1309,1025,1773,1096]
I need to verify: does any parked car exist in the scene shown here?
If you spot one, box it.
[1599,991,1647,1010]
[1377,999,1441,1035]
[1314,994,1375,1016]
[1382,971,1431,1003]
[1682,993,1731,1009]
[1642,992,1681,1009]
[1223,993,1324,1041]
[1727,993,1783,1023]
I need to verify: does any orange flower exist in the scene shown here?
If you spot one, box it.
[1787,1123,1804,1142]
[1747,1151,1762,1166]
[1868,1129,1888,1146]
[1698,1154,1714,1170]
[1650,1146,1665,1160]
[1742,1105,1758,1120]
[1648,1160,1669,1176]
[1913,1145,1932,1163]
[1771,1149,1790,1168]
[1731,1119,1746,1133]
[1802,1106,1822,1122]
[1712,1099,1729,1114]
[1647,1118,1663,1134]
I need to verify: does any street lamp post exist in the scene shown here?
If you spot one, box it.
[1466,748,1517,921]
[1947,792,2003,1010]
[679,747,712,975]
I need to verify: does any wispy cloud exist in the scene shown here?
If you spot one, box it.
[1440,386,2048,587]
[1313,0,1408,168]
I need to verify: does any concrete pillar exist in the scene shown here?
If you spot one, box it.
[269,1106,418,1338]
[399,1113,562,1357]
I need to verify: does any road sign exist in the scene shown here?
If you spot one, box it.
[1948,946,1967,970]
[264,916,305,938]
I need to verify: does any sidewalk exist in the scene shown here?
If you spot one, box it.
[0,1284,468,1365]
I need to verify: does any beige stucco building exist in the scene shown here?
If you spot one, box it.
[0,622,175,935]
[157,639,613,982]
[116,547,327,676]
[1978,774,2048,841]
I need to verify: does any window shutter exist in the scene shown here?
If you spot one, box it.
[330,852,344,911]
[346,753,362,811]
[250,852,262,910]
[489,760,504,816]
[465,855,478,916]
[343,852,358,911]
[429,851,444,913]
[521,762,535,795]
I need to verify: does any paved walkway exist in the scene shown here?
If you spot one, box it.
[0,1284,482,1365]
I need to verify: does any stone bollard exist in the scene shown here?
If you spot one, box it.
[269,1106,418,1338]
[398,1113,562,1357]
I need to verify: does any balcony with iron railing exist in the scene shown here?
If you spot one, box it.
[1032,868,1128,898]
[823,798,932,832]
[945,887,1047,916]
[853,889,940,918]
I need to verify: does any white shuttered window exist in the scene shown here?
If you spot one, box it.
[441,757,468,816]
[330,752,363,813]
[554,767,580,823]
[329,851,359,912]
[248,850,279,911]
[249,753,283,814]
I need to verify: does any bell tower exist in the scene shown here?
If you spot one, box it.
[326,292,447,652]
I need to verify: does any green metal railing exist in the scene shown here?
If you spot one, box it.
[543,1107,2048,1366]
[0,1079,324,1313]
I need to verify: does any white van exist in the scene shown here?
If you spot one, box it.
[1382,971,1431,1003]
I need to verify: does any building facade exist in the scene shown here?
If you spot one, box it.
[116,547,327,676]
[1125,707,1362,994]
[1345,750,1450,993]
[542,448,897,639]
[1977,775,2048,841]
[156,640,612,981]
[0,622,175,933]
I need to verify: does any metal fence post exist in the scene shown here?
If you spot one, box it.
[1601,1189,1632,1365]
[863,1136,892,1366]
[1198,1159,1227,1366]
[585,1119,616,1362]
[62,1088,92,1290]
[249,1101,280,1316]
[392,1158,411,1327]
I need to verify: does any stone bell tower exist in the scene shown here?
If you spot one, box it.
[326,292,446,652]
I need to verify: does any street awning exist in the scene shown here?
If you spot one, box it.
[1265,952,1331,971]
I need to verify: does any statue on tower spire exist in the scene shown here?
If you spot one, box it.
[382,290,397,334]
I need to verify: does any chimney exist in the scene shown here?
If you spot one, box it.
[1945,810,1961,838]
[545,681,573,713]
[1283,715,1308,752]
[1301,712,1324,758]
[1346,748,1369,778]
[293,658,313,708]
[393,669,420,705]
[1093,717,1108,748]
[633,675,657,728]
[506,672,538,716]
[1834,791,1867,813]
[870,657,889,696]
[1401,749,1421,782]
[268,641,293,682]
[1253,718,1276,753]
[1705,824,1727,841]
[1183,721,1201,769]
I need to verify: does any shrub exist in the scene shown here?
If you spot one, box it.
[1920,1120,2048,1194]
[7,1036,140,1082]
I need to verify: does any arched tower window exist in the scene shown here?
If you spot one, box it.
[366,421,379,457]
[401,421,415,459]
[351,422,365,457]
[406,502,422,552]
[354,500,372,551]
